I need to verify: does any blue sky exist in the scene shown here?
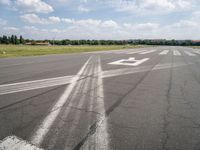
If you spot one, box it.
[0,0,200,40]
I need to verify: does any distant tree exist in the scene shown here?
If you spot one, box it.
[8,36,11,44]
[14,35,17,44]
[11,35,15,44]
[20,35,24,44]
[61,40,67,45]
[14,35,20,44]
[2,35,8,44]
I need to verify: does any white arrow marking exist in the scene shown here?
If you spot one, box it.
[109,57,149,66]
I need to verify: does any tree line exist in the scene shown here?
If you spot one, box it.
[0,35,25,44]
[0,35,200,46]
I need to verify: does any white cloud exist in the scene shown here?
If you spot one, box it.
[140,0,175,9]
[0,18,7,26]
[17,18,200,40]
[48,16,61,23]
[192,11,200,16]
[3,26,19,32]
[61,18,119,29]
[0,26,21,35]
[21,14,47,24]
[6,15,200,40]
[16,0,53,13]
[74,19,101,26]
[78,5,90,12]
[124,23,159,30]
[81,0,88,3]
[171,20,199,28]
[0,0,10,5]
[21,14,61,24]
[159,20,200,39]
[21,15,119,29]
[23,26,49,39]
[192,11,200,21]
[176,0,191,8]
[22,20,161,39]
[19,16,164,39]
[101,20,119,28]
[107,0,193,15]
[61,18,74,23]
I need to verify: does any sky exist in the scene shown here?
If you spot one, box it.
[0,0,200,40]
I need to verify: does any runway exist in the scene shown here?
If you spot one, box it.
[1,46,200,150]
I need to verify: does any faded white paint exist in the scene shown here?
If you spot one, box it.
[193,50,200,54]
[30,56,92,146]
[126,50,147,54]
[159,50,169,55]
[29,56,109,150]
[0,75,73,95]
[103,62,187,78]
[81,57,109,150]
[0,60,190,95]
[0,136,43,150]
[184,51,196,56]
[139,50,157,54]
[173,50,181,56]
[47,57,95,150]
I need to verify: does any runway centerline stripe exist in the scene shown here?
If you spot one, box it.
[30,56,92,146]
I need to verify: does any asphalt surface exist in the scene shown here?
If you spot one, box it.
[1,46,200,150]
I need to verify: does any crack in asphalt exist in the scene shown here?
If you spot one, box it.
[169,112,200,129]
[181,50,200,87]
[109,122,138,130]
[180,85,196,110]
[161,54,173,150]
[161,49,200,150]
[73,53,164,150]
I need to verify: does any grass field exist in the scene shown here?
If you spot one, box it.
[0,45,143,58]
[192,46,200,49]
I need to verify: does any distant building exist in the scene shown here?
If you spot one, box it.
[192,40,200,46]
[25,42,50,45]
[192,40,200,43]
